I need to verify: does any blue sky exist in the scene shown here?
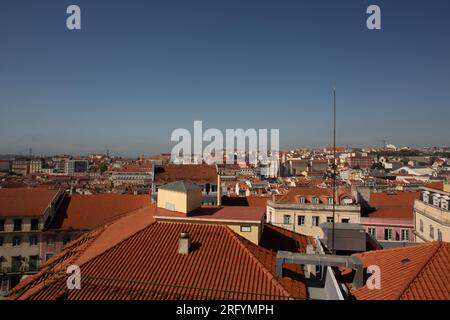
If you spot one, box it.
[1,0,449,156]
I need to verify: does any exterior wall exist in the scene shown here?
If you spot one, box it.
[157,189,202,213]
[227,221,262,245]
[414,199,450,242]
[266,201,361,238]
[40,230,84,263]
[155,217,262,245]
[157,189,188,213]
[186,190,202,213]
[360,217,414,242]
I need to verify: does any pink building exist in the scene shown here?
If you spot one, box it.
[361,191,420,243]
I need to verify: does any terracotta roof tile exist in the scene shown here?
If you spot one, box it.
[50,194,151,230]
[154,164,217,184]
[8,216,311,300]
[345,242,450,300]
[0,187,60,217]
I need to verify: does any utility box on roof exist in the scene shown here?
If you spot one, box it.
[320,223,366,252]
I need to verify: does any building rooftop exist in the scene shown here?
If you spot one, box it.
[8,211,312,300]
[154,164,217,184]
[366,191,420,219]
[341,242,450,300]
[0,187,60,217]
[276,187,354,204]
[49,194,152,230]
[158,181,202,193]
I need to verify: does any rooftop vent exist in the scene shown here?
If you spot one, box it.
[178,232,191,255]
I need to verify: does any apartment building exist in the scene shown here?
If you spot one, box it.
[361,191,420,244]
[414,181,450,242]
[11,159,28,176]
[266,187,361,237]
[0,188,65,295]
[110,164,153,187]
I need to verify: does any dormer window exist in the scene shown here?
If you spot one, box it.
[441,197,449,210]
[327,197,333,205]
[432,194,441,207]
[422,191,429,203]
[313,197,319,205]
[299,196,305,204]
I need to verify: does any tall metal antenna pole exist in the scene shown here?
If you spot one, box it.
[332,87,336,254]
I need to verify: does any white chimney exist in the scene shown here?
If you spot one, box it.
[178,232,191,255]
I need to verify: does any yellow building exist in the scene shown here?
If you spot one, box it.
[413,181,450,242]
[154,181,265,245]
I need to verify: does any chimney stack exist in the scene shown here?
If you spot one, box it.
[178,232,191,255]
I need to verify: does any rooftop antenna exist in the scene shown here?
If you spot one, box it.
[332,86,336,254]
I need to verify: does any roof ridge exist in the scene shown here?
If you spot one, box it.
[223,227,294,299]
[397,241,444,299]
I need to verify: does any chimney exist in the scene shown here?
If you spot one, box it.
[178,232,191,255]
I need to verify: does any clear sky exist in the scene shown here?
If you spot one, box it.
[1,0,449,157]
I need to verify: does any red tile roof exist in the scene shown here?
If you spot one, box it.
[367,191,420,219]
[342,242,450,300]
[154,164,217,183]
[0,187,60,217]
[8,211,311,300]
[221,195,269,208]
[154,204,265,222]
[49,194,152,230]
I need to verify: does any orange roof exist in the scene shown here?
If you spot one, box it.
[367,191,420,219]
[342,242,450,300]
[154,204,265,222]
[50,194,151,230]
[8,212,311,300]
[423,181,444,191]
[221,196,269,207]
[0,187,60,217]
[154,164,217,183]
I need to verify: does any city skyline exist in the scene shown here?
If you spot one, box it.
[1,0,450,156]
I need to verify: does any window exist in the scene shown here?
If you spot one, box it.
[327,217,334,223]
[441,200,449,210]
[327,197,333,205]
[368,227,376,237]
[432,195,440,207]
[422,193,429,203]
[0,237,3,246]
[299,197,305,204]
[420,219,424,233]
[312,216,319,226]
[341,218,350,223]
[283,215,291,225]
[11,256,22,273]
[29,236,38,246]
[401,229,410,241]
[63,236,71,246]
[437,229,442,241]
[46,236,55,246]
[240,225,251,232]
[384,228,393,240]
[429,225,434,239]
[45,253,54,261]
[312,197,319,204]
[298,216,305,226]
[28,255,39,272]
[30,219,39,231]
[12,236,21,246]
[0,219,4,231]
[13,219,22,231]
